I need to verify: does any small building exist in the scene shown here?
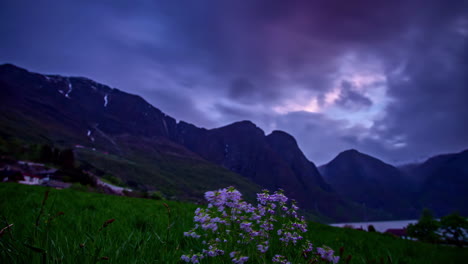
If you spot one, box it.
[19,173,44,185]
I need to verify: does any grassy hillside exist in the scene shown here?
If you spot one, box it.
[76,147,262,202]
[1,183,467,263]
[0,114,263,203]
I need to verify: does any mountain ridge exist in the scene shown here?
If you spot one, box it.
[2,63,466,220]
[321,148,468,218]
[0,63,363,222]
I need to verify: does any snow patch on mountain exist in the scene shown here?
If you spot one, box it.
[162,118,168,135]
[86,129,95,142]
[104,94,108,107]
[65,80,73,98]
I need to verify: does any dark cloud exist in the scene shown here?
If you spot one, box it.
[228,78,256,102]
[335,81,373,110]
[227,77,281,104]
[0,0,467,164]
[271,111,372,165]
[370,25,468,162]
[142,89,217,128]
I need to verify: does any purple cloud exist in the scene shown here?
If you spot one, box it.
[0,0,467,164]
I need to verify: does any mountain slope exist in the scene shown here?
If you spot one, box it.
[320,149,419,218]
[0,64,261,201]
[175,122,357,220]
[410,150,468,216]
[0,64,362,221]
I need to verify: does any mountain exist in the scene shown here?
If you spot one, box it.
[0,64,361,221]
[319,149,420,219]
[175,121,353,219]
[409,150,468,216]
[320,149,468,219]
[0,63,261,201]
[4,64,465,221]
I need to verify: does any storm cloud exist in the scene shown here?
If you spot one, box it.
[1,0,467,164]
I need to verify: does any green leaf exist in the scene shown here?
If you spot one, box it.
[23,243,47,254]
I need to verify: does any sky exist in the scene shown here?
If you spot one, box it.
[1,0,467,165]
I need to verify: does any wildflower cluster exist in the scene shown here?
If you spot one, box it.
[181,187,340,263]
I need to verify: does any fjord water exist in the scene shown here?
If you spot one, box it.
[330,219,418,232]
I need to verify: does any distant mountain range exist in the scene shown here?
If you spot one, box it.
[319,149,419,218]
[408,150,468,216]
[0,64,466,221]
[320,149,468,218]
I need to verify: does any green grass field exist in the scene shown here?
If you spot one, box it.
[0,183,467,264]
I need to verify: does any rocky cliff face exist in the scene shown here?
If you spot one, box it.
[266,131,331,192]
[0,63,179,139]
[175,121,343,216]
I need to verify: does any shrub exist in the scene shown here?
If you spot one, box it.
[150,190,166,200]
[102,174,125,187]
[181,187,339,263]
[440,212,468,246]
[407,209,440,243]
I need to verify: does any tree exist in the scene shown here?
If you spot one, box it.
[39,144,53,163]
[52,148,60,164]
[440,212,468,246]
[407,208,440,243]
[58,148,75,169]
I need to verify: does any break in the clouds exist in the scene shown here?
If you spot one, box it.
[1,0,467,164]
